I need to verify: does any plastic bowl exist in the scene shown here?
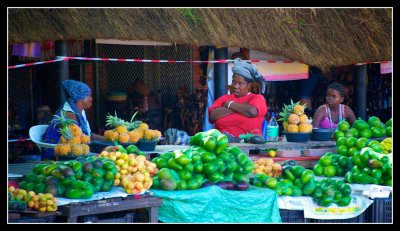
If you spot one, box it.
[311,128,334,141]
[284,132,312,142]
[136,140,157,151]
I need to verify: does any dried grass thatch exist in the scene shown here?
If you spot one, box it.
[8,8,392,69]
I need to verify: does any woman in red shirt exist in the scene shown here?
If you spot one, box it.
[208,58,268,138]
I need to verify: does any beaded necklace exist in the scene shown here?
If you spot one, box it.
[327,104,342,128]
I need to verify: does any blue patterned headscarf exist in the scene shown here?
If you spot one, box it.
[232,58,267,93]
[61,80,91,135]
[62,80,91,102]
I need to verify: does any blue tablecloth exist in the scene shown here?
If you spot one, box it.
[152,185,281,223]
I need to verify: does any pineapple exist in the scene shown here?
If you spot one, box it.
[55,144,71,156]
[287,124,299,133]
[299,123,312,133]
[126,111,141,131]
[139,122,149,131]
[71,144,84,156]
[60,136,68,144]
[67,137,82,146]
[299,114,309,124]
[135,129,145,140]
[129,130,140,143]
[293,104,305,116]
[59,126,75,143]
[118,132,130,143]
[104,130,113,140]
[283,121,289,131]
[288,114,300,125]
[106,130,119,142]
[51,110,75,128]
[81,144,90,155]
[80,134,90,144]
[68,124,82,137]
[144,129,154,140]
[153,130,162,140]
[106,112,129,133]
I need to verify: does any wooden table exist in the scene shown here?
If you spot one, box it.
[57,195,163,223]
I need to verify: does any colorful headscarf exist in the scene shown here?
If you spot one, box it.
[62,80,91,102]
[61,80,91,135]
[232,58,267,93]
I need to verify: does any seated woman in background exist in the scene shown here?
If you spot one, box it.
[42,80,105,160]
[208,58,268,139]
[312,82,356,129]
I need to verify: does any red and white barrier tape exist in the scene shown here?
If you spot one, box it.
[8,56,390,69]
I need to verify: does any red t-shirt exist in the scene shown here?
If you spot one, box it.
[208,93,268,137]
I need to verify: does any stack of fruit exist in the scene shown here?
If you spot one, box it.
[252,158,282,177]
[312,152,353,177]
[8,186,58,212]
[53,110,91,157]
[18,156,118,199]
[151,129,254,191]
[279,100,312,133]
[104,112,162,144]
[334,117,392,141]
[312,178,352,207]
[344,147,392,186]
[98,146,158,194]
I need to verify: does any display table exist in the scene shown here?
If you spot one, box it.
[57,195,163,223]
[152,185,281,223]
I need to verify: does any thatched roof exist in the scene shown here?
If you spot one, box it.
[8,8,392,69]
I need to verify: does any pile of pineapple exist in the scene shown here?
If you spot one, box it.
[54,110,91,156]
[279,100,313,133]
[104,112,162,144]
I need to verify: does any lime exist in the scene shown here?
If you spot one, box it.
[360,129,372,138]
[386,126,392,137]
[371,127,383,138]
[347,147,359,157]
[356,137,369,150]
[338,121,350,132]
[337,145,349,156]
[320,155,333,167]
[368,116,381,128]
[334,165,344,176]
[345,131,354,138]
[338,156,348,168]
[334,130,345,140]
[313,164,324,176]
[345,137,357,148]
[336,137,347,147]
[348,128,360,138]
[324,165,336,177]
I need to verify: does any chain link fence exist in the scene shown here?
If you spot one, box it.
[96,44,192,129]
[8,69,33,134]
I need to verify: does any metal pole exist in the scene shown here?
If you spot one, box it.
[214,47,228,99]
[55,40,69,107]
[353,65,367,120]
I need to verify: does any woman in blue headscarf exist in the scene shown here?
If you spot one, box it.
[42,80,104,160]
